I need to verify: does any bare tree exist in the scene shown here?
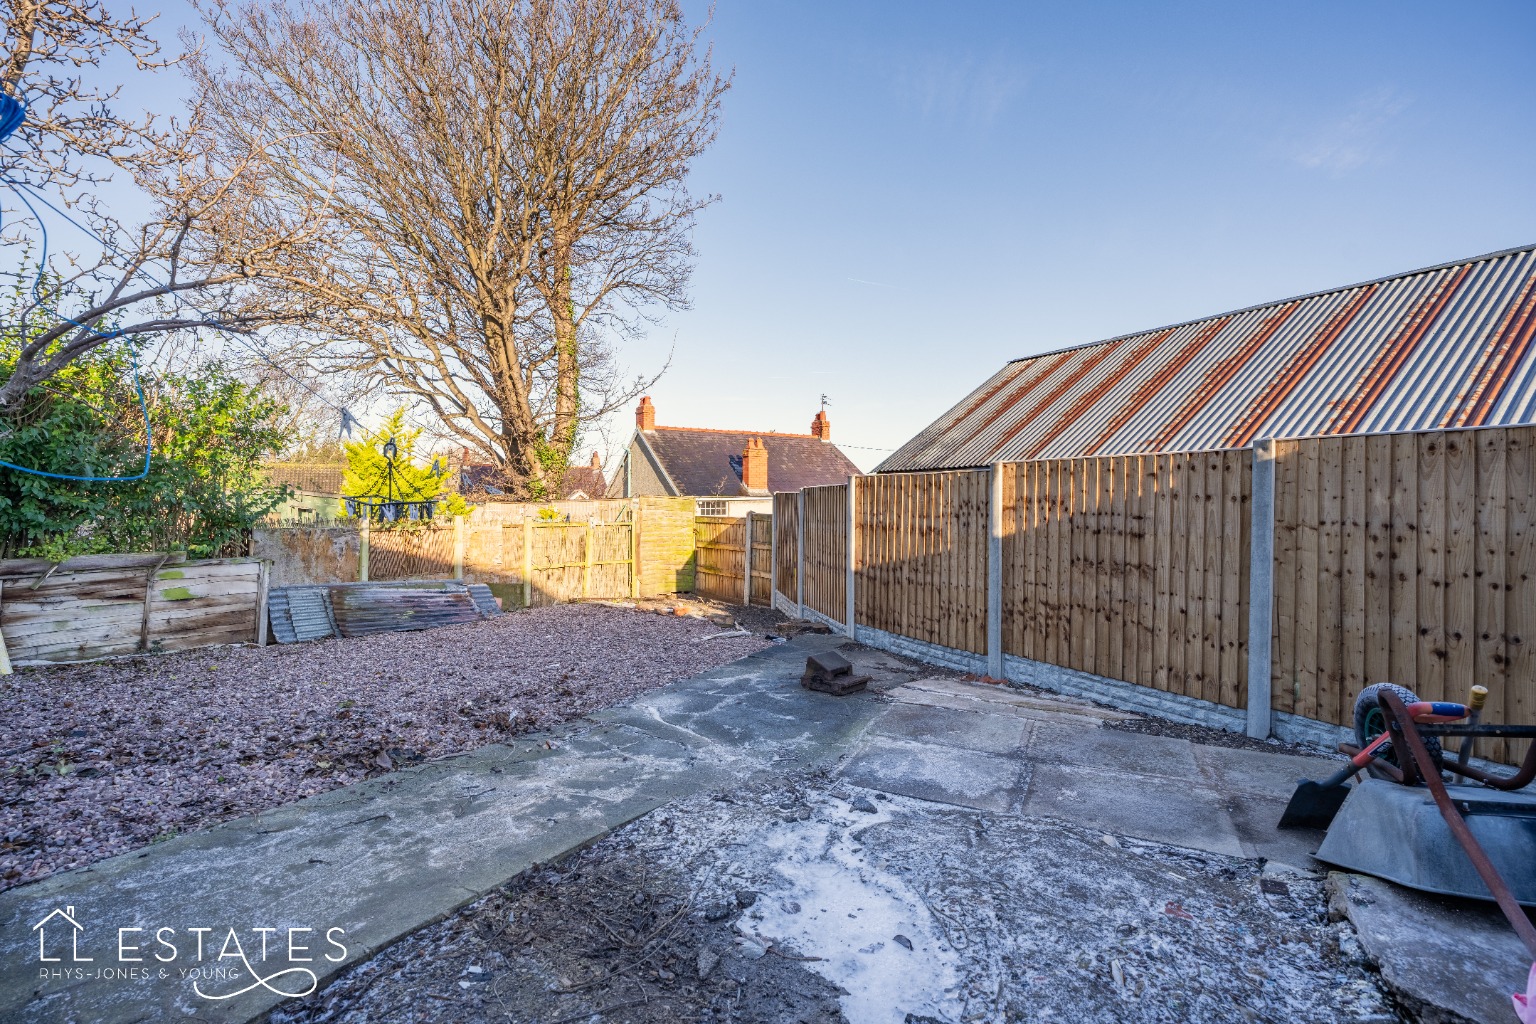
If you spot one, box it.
[0,2,329,413]
[191,0,727,496]
[1,0,174,190]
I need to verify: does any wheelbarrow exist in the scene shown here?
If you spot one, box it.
[1280,684,1536,1017]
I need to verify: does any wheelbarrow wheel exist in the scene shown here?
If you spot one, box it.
[1353,683,1443,776]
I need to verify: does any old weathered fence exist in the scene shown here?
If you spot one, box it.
[694,513,775,606]
[0,553,268,667]
[254,497,697,603]
[776,423,1536,762]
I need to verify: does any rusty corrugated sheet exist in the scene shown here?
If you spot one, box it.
[878,244,1536,471]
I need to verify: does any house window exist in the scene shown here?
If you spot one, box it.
[697,499,727,516]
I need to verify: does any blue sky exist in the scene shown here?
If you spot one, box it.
[87,1,1536,469]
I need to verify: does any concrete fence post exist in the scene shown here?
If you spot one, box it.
[453,515,466,580]
[988,463,1005,678]
[629,498,641,600]
[796,490,806,618]
[255,560,271,647]
[359,514,370,583]
[1246,438,1278,739]
[522,520,533,609]
[582,520,593,599]
[743,512,754,607]
[845,476,857,639]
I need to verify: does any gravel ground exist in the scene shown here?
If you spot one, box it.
[276,773,1397,1024]
[0,603,771,893]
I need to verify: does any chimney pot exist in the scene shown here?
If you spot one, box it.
[590,452,601,469]
[741,436,768,493]
[636,396,655,431]
[811,410,831,441]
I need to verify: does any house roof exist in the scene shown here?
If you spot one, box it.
[879,244,1536,472]
[459,461,606,499]
[262,463,346,495]
[639,427,860,496]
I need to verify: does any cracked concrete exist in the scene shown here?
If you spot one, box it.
[1,635,1525,1024]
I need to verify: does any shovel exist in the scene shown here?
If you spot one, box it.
[1278,731,1394,829]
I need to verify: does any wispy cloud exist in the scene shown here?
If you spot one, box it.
[846,277,898,290]
[1288,86,1410,174]
[887,52,1030,126]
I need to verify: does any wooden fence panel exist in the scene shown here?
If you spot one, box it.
[773,492,798,605]
[750,514,774,606]
[853,471,988,653]
[1273,425,1536,763]
[368,525,457,581]
[694,517,747,603]
[998,450,1250,708]
[802,484,847,624]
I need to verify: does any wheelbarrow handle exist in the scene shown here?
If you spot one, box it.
[1316,730,1395,789]
[1405,701,1469,723]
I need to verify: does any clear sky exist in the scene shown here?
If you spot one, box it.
[88,1,1536,470]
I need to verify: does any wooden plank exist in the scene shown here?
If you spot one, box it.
[1294,438,1321,720]
[1272,441,1300,715]
[1183,451,1209,700]
[1339,436,1369,721]
[1317,438,1345,725]
[1416,431,1449,704]
[1167,455,1189,695]
[1151,455,1172,691]
[1363,433,1394,688]
[1202,452,1225,704]
[1035,463,1054,666]
[1390,431,1420,692]
[1475,429,1509,758]
[1106,458,1125,682]
[1123,456,1143,686]
[1219,450,1245,708]
[1067,460,1085,673]
[1443,431,1477,708]
[1137,456,1156,689]
[1504,427,1534,766]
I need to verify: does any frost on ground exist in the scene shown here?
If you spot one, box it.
[0,603,769,891]
[281,774,1397,1024]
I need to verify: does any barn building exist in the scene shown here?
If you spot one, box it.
[880,244,1536,472]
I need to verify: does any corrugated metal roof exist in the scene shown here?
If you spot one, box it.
[879,244,1536,472]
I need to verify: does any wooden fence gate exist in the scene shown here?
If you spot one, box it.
[694,513,774,606]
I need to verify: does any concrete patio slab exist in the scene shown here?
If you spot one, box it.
[1336,872,1532,1024]
[863,702,1032,754]
[1022,762,1246,857]
[1028,719,1204,781]
[1192,742,1343,799]
[894,677,1139,721]
[838,737,1032,813]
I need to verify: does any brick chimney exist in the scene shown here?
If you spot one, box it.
[636,396,656,431]
[589,452,601,469]
[741,437,768,493]
[811,409,831,441]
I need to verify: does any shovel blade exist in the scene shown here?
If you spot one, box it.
[1278,780,1352,830]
